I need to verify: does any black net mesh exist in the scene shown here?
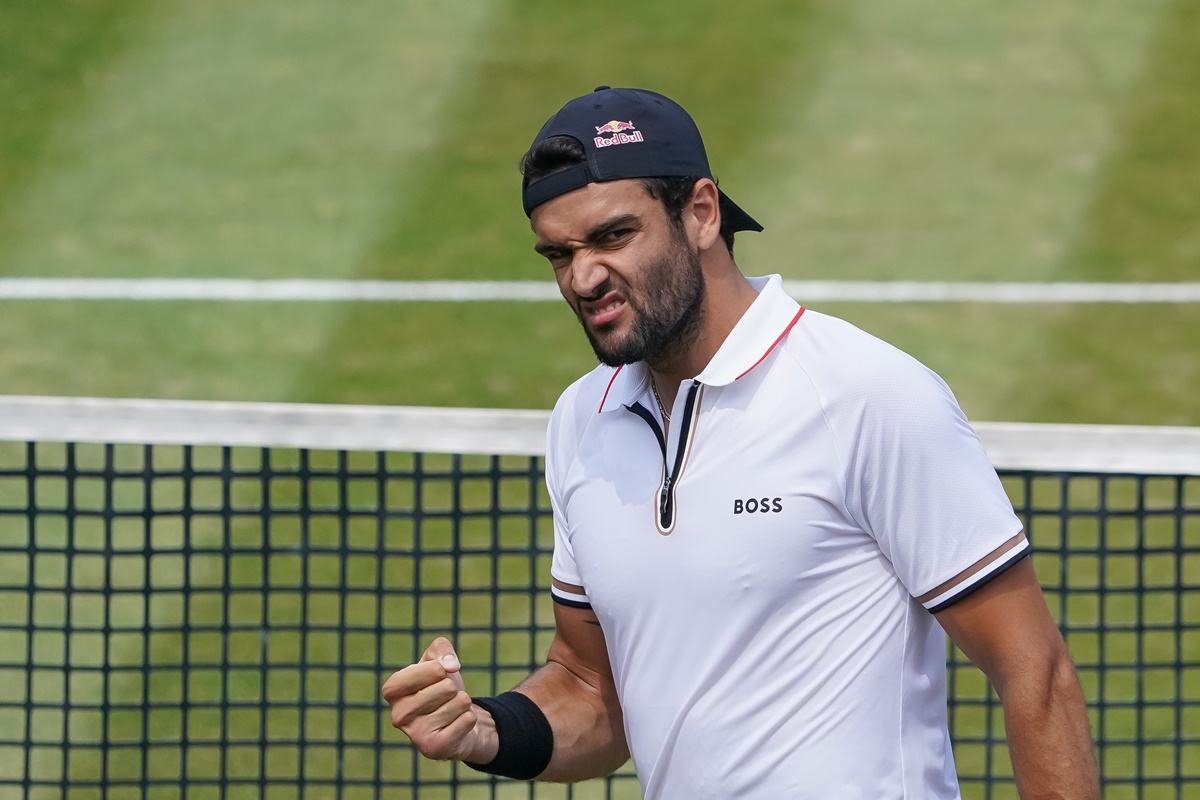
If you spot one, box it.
[0,440,1197,800]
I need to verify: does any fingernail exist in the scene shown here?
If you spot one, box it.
[441,654,460,670]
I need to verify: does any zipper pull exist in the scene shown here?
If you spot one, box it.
[659,476,672,518]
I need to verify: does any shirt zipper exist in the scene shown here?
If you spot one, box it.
[627,379,702,534]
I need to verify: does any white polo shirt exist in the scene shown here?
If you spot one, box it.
[545,274,1027,799]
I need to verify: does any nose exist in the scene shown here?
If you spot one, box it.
[568,251,610,299]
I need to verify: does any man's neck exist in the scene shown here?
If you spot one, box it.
[648,271,760,409]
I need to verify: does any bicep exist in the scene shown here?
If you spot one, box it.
[544,581,614,692]
[934,555,1068,690]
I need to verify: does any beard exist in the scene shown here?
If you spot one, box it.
[576,229,706,369]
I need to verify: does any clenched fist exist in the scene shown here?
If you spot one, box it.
[381,638,497,763]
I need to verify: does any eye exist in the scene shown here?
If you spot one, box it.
[602,228,633,245]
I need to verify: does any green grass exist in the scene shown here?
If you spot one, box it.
[3,300,1198,425]
[1059,0,1200,281]
[0,0,495,280]
[0,0,156,227]
[828,303,1200,426]
[0,301,597,409]
[0,0,1196,426]
[735,0,1167,283]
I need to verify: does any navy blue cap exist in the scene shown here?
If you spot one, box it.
[522,86,763,233]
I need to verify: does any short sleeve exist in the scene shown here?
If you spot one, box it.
[545,387,592,610]
[836,357,1026,611]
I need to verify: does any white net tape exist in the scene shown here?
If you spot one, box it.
[1,395,1197,474]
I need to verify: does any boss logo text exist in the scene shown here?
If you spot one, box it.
[734,497,783,514]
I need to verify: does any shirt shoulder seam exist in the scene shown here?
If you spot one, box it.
[778,341,854,522]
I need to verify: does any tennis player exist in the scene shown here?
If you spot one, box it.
[382,87,1100,798]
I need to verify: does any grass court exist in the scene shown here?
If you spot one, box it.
[0,0,1197,422]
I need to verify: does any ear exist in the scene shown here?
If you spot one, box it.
[683,178,722,252]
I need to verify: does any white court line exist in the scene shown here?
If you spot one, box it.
[2,278,1200,303]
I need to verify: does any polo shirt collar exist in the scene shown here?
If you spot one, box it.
[695,274,803,387]
[597,275,804,412]
[597,362,649,413]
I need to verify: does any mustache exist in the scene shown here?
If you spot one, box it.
[576,280,617,304]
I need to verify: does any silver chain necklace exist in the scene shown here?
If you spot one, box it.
[650,378,671,425]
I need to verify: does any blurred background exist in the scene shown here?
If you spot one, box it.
[1,0,1197,423]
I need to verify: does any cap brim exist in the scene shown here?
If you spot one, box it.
[718,189,763,233]
[524,165,764,234]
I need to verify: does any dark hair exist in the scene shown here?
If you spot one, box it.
[520,136,736,254]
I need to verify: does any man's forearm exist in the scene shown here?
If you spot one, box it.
[999,651,1099,799]
[511,659,628,782]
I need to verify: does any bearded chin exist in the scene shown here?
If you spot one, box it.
[585,322,652,368]
[580,240,705,368]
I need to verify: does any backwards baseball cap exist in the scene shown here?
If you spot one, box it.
[521,86,763,233]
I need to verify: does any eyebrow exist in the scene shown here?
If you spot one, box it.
[534,213,642,257]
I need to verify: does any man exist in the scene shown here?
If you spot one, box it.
[382,86,1099,798]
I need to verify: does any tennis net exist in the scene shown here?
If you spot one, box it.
[1,396,1198,800]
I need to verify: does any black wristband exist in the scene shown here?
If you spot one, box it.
[464,691,554,780]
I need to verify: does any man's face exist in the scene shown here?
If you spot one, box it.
[531,180,704,367]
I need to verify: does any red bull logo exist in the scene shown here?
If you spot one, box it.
[594,119,643,148]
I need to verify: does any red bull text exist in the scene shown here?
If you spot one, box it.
[594,120,642,148]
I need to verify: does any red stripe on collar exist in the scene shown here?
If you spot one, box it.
[734,307,805,381]
[598,365,624,413]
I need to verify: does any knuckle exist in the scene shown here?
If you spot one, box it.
[390,707,413,730]
[381,679,412,704]
[409,733,431,755]
[390,699,424,730]
[414,743,441,760]
[414,733,451,761]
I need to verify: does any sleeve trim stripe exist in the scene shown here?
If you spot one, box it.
[550,594,593,610]
[923,540,1033,613]
[550,585,591,608]
[550,585,588,603]
[914,529,1026,605]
